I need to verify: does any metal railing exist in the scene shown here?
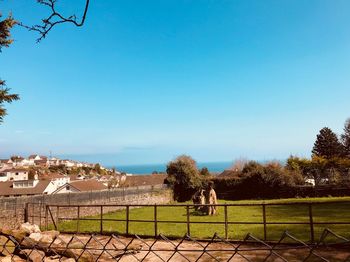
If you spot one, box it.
[25,200,350,243]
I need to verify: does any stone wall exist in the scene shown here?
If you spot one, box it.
[0,185,173,229]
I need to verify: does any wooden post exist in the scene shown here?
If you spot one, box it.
[32,203,34,224]
[262,204,267,241]
[154,205,158,237]
[24,203,29,223]
[186,205,190,236]
[45,205,48,231]
[126,206,129,235]
[100,206,103,234]
[224,205,228,240]
[57,206,60,231]
[309,204,315,243]
[14,198,17,219]
[77,206,80,233]
[39,203,42,228]
[48,207,57,230]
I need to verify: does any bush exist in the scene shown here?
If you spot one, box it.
[166,155,202,202]
[212,161,303,200]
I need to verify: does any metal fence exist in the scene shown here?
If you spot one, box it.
[26,200,350,243]
[0,228,349,261]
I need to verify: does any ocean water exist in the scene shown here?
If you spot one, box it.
[115,161,233,175]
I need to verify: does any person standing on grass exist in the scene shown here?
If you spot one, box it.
[205,182,217,215]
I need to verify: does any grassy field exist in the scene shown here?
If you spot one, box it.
[55,197,350,242]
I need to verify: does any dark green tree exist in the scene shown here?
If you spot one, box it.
[341,118,350,158]
[199,167,210,177]
[0,14,19,122]
[166,155,202,202]
[312,127,343,159]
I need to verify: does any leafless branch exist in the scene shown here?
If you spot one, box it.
[20,0,90,42]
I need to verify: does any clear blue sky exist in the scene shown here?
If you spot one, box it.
[0,0,350,165]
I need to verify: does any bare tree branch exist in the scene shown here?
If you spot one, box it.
[20,0,90,42]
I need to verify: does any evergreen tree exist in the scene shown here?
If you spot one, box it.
[341,118,350,158]
[312,127,343,159]
[0,14,19,122]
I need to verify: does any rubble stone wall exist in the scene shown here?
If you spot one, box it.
[0,185,173,229]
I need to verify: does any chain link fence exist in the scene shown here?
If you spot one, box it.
[0,228,349,261]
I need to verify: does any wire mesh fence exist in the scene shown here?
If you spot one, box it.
[0,228,349,261]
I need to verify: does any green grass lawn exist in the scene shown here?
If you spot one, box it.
[55,197,350,242]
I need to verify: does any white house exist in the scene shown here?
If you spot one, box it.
[28,154,43,161]
[305,178,315,186]
[62,160,76,168]
[48,173,70,188]
[0,168,29,182]
[48,157,63,167]
[0,175,53,197]
[52,179,107,194]
[10,156,26,167]
[0,159,13,170]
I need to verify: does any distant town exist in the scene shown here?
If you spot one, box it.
[0,154,166,198]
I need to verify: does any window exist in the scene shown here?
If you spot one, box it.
[66,186,70,191]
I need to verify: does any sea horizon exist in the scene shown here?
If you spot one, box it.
[112,159,287,175]
[112,161,233,175]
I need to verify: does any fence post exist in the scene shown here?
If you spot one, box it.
[77,206,80,233]
[126,206,129,235]
[14,198,17,220]
[32,203,35,224]
[186,205,190,236]
[57,206,60,231]
[39,202,42,228]
[100,205,103,234]
[24,203,29,223]
[154,205,158,237]
[262,204,267,241]
[224,205,228,240]
[309,204,315,243]
[45,205,48,231]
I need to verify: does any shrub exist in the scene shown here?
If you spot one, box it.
[166,155,202,202]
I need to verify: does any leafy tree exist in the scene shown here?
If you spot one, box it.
[312,127,343,159]
[341,118,350,158]
[286,155,350,186]
[199,167,210,177]
[28,169,36,180]
[166,155,202,202]
[108,177,119,189]
[0,14,19,122]
[94,163,101,173]
[10,155,22,162]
